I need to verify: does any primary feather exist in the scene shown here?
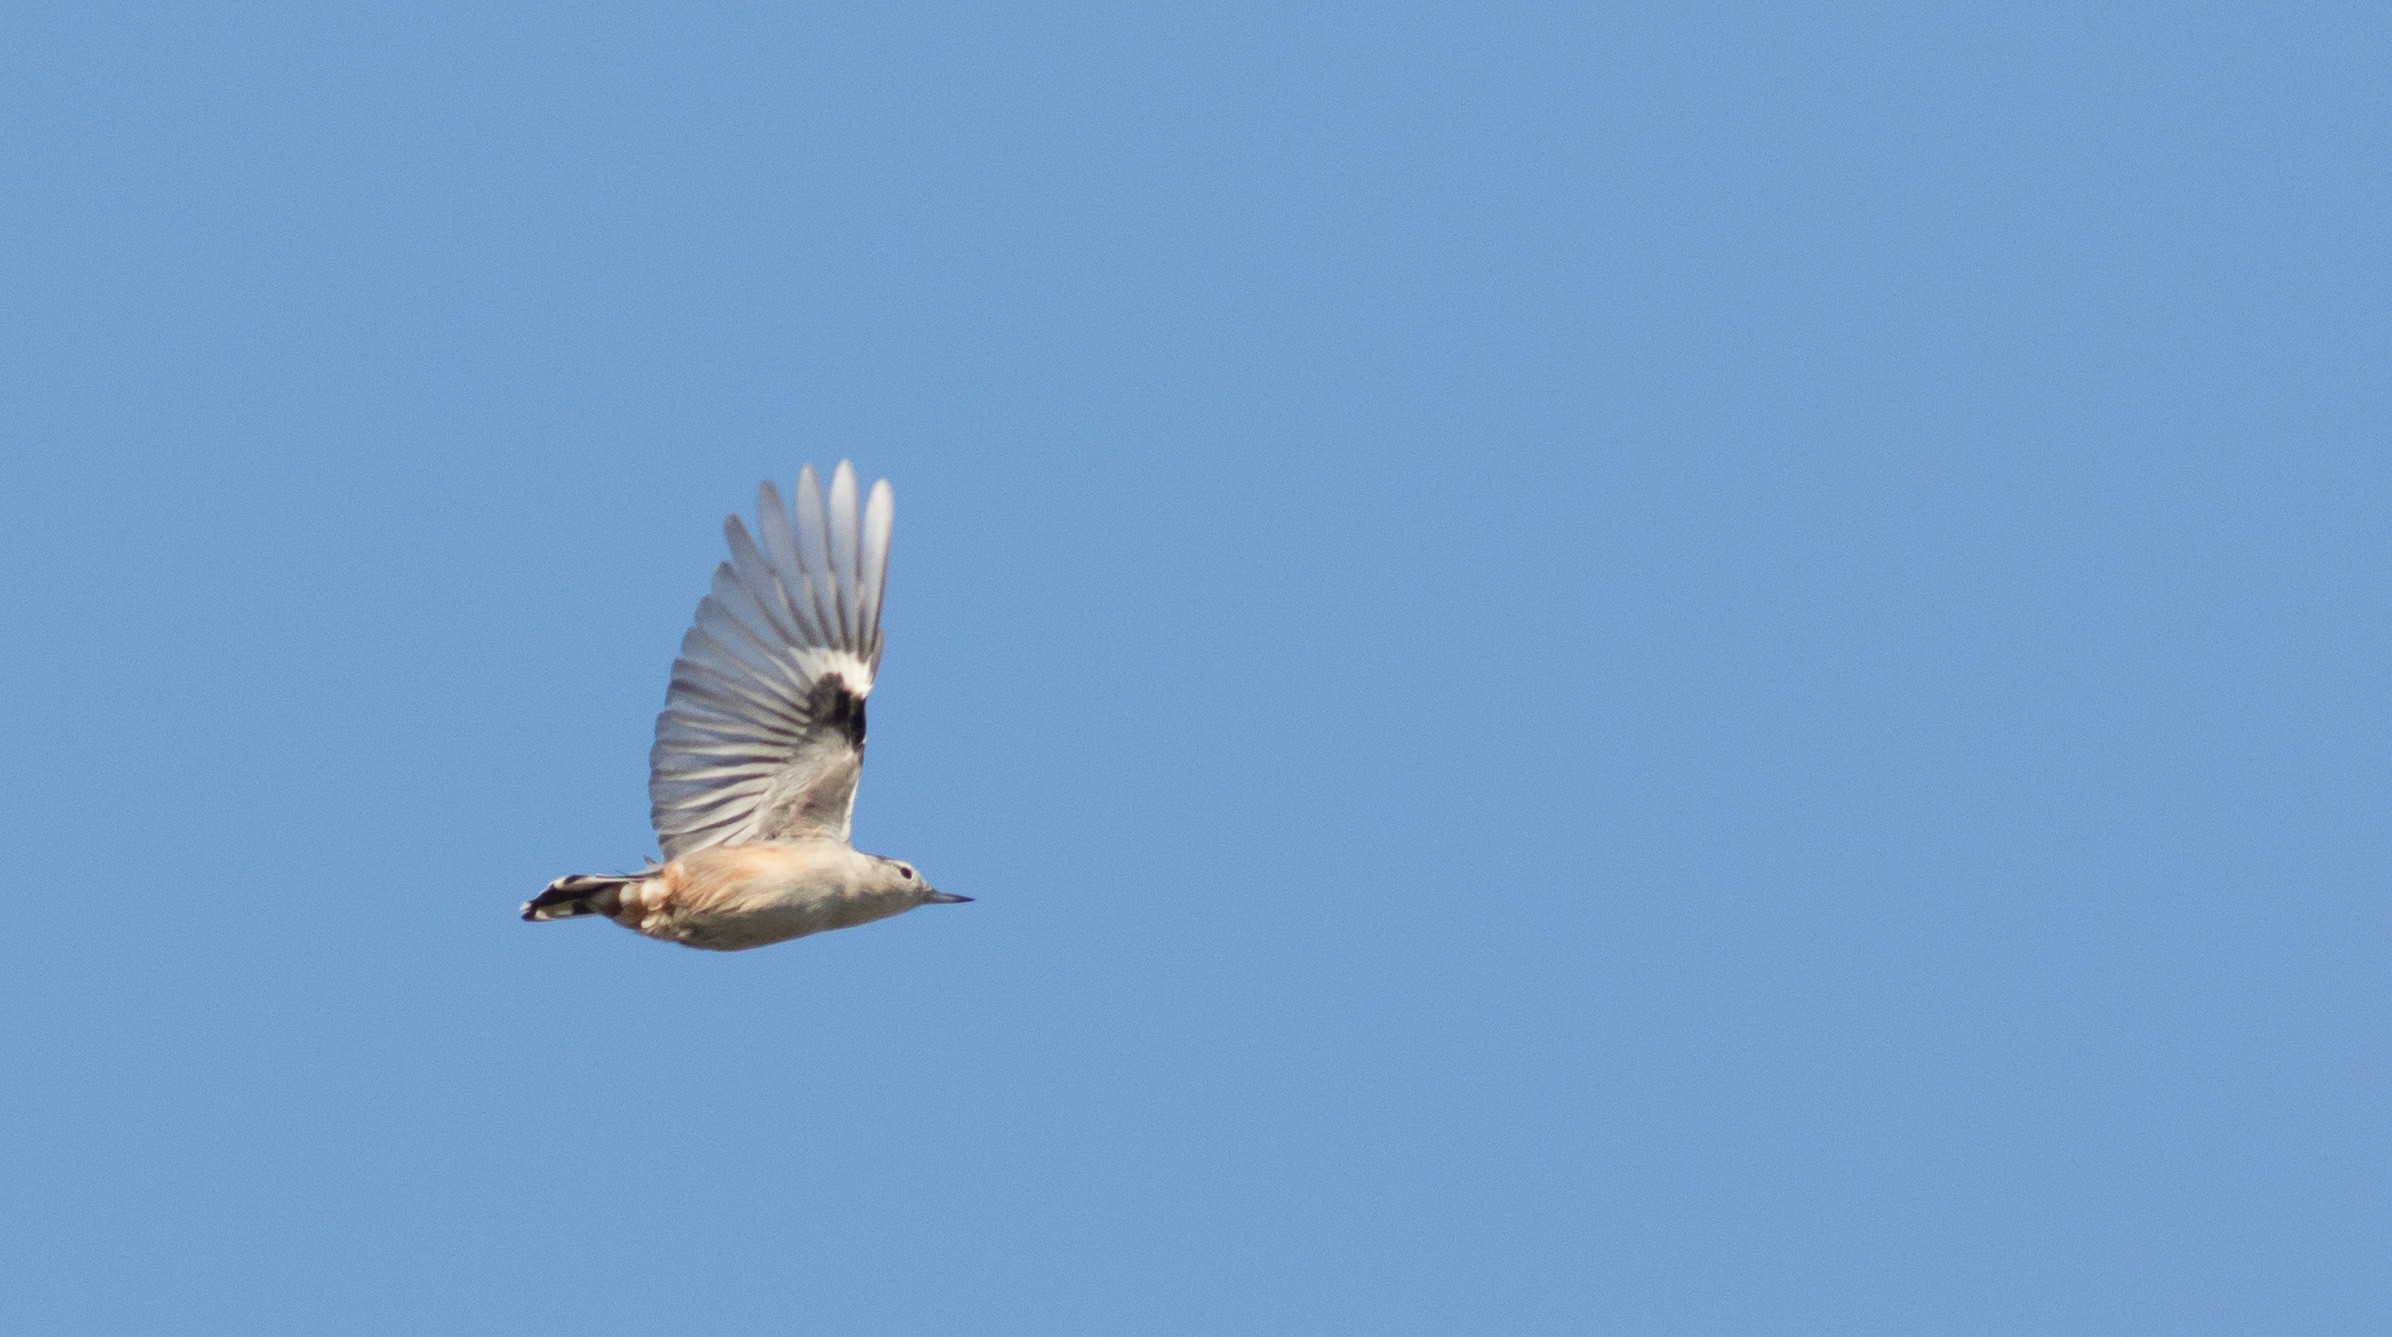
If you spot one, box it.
[648,462,894,859]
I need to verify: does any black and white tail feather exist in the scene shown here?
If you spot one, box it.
[522,871,651,921]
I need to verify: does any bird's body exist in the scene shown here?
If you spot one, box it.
[524,462,964,950]
[532,841,938,951]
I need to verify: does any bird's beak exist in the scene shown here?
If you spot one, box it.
[922,889,971,904]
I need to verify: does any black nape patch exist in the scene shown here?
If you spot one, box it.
[809,676,866,747]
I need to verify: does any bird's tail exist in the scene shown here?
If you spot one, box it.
[522,871,650,922]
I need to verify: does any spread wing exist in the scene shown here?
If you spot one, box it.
[649,462,894,858]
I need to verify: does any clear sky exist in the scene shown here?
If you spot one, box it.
[3,3,2385,1332]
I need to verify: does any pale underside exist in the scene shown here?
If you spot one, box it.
[607,841,914,951]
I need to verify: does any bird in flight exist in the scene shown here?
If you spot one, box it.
[523,462,965,950]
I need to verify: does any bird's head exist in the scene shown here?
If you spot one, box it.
[875,856,969,906]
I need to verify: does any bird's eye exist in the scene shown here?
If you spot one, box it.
[897,867,914,879]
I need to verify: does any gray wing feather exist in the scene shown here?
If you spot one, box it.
[859,482,893,670]
[649,462,894,858]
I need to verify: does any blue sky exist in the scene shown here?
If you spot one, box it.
[3,3,2386,1332]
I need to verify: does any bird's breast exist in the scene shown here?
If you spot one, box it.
[637,841,904,950]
